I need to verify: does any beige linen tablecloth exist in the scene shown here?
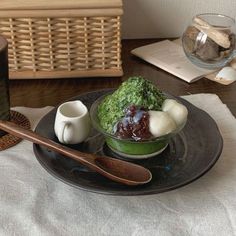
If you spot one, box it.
[0,93,236,236]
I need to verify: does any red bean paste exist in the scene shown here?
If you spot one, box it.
[114,105,152,141]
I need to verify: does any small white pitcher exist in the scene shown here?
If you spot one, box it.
[54,100,90,144]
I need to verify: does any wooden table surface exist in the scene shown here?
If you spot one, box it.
[9,39,236,116]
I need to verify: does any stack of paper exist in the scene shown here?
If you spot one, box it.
[131,40,215,83]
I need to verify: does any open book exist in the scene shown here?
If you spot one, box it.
[131,40,215,83]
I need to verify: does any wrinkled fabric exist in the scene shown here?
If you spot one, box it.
[0,94,235,236]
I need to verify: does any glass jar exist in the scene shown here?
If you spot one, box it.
[182,13,236,69]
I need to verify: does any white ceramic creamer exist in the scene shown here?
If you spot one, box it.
[54,100,90,144]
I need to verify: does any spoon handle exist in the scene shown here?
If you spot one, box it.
[0,120,96,166]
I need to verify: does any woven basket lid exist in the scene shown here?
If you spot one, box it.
[0,0,122,10]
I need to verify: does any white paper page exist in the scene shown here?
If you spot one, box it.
[131,40,215,83]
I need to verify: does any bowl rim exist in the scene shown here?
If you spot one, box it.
[89,92,187,143]
[194,13,235,28]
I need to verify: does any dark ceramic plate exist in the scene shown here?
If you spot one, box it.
[33,90,223,195]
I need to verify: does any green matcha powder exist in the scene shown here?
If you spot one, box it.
[97,76,166,134]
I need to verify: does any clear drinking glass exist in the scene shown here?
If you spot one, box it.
[182,13,236,69]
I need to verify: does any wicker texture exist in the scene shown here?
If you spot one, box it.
[0,16,122,79]
[0,110,31,150]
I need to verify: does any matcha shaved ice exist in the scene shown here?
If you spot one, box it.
[97,76,166,133]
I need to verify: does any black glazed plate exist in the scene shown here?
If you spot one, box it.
[33,90,223,195]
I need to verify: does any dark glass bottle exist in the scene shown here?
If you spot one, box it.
[0,36,10,137]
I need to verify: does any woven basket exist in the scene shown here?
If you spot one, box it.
[0,0,123,79]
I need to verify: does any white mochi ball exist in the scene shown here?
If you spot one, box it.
[162,99,178,112]
[148,111,177,137]
[162,99,188,126]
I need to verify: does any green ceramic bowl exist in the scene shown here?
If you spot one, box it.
[90,94,186,159]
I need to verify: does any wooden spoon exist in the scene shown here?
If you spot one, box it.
[193,16,231,48]
[0,120,152,186]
